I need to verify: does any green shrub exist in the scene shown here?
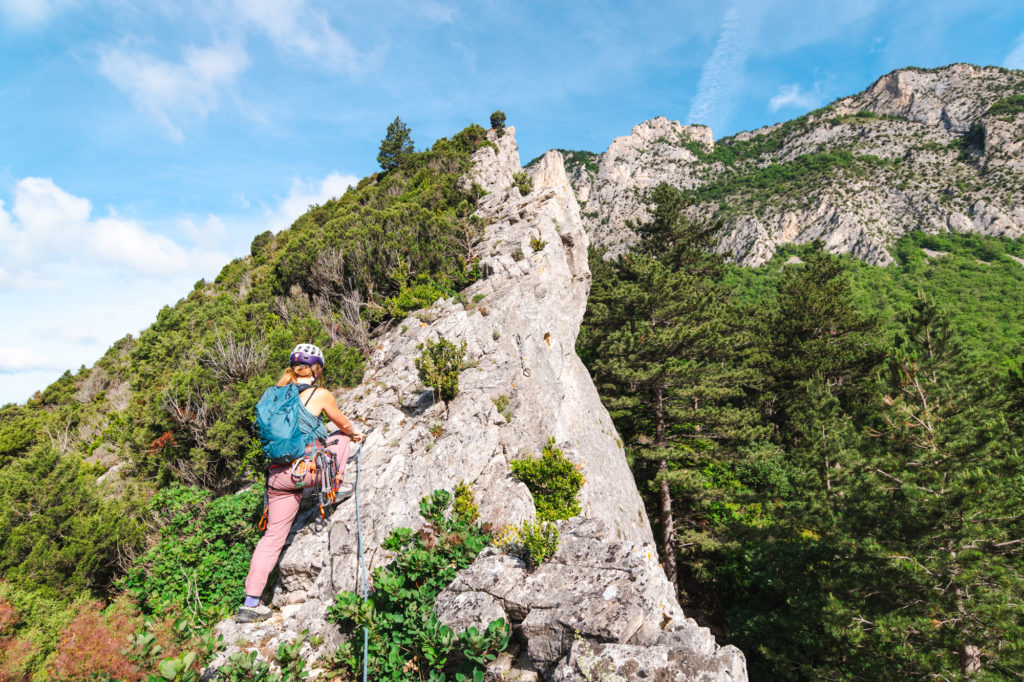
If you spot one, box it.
[121,485,261,622]
[509,438,584,522]
[0,447,145,597]
[512,171,533,196]
[493,520,559,569]
[492,394,512,422]
[490,110,506,136]
[986,94,1024,121]
[530,236,547,252]
[327,490,509,680]
[415,336,467,402]
[452,481,479,523]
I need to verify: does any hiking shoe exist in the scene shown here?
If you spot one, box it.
[336,483,355,500]
[235,603,272,623]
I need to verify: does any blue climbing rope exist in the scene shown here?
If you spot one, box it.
[354,429,370,682]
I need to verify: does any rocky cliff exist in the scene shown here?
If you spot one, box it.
[550,64,1024,265]
[209,129,746,680]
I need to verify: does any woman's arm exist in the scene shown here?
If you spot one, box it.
[314,391,365,441]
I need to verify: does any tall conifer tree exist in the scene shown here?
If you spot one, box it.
[581,184,764,597]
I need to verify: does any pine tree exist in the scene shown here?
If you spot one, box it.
[377,116,414,171]
[836,296,1024,677]
[764,244,883,444]
[581,184,764,598]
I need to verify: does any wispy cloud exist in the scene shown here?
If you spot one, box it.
[687,1,762,136]
[0,0,73,29]
[267,172,358,231]
[98,42,249,141]
[234,0,360,73]
[769,82,826,112]
[1005,30,1024,69]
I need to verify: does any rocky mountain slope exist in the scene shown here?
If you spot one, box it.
[550,64,1024,265]
[209,130,746,681]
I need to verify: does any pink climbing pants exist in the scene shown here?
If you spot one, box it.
[243,432,351,598]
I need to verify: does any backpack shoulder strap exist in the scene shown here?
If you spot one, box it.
[301,385,319,406]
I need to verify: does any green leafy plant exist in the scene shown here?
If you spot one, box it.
[121,485,261,623]
[327,489,509,680]
[415,336,468,402]
[429,423,444,439]
[492,395,512,422]
[530,236,547,252]
[452,481,479,523]
[492,520,559,569]
[512,171,533,196]
[510,438,584,522]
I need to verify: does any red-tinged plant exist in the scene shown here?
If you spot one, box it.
[0,634,38,682]
[51,600,142,682]
[0,600,17,634]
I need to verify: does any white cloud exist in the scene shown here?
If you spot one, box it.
[179,214,227,249]
[0,345,61,373]
[687,0,763,136]
[34,324,95,344]
[0,177,228,286]
[0,0,73,28]
[98,43,249,141]
[769,82,826,112]
[8,177,91,255]
[1005,31,1024,70]
[89,216,194,274]
[269,172,357,231]
[234,0,359,72]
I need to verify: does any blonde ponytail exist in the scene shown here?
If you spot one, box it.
[276,363,319,387]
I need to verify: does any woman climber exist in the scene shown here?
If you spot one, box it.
[236,343,365,623]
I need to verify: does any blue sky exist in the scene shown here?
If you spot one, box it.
[2,0,1024,404]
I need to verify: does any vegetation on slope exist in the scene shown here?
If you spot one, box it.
[580,184,1024,680]
[0,119,496,680]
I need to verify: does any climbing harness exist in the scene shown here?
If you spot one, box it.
[515,333,532,377]
[256,432,356,530]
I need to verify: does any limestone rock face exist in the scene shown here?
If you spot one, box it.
[208,129,737,679]
[563,65,1024,266]
[435,518,745,680]
[463,126,522,193]
[579,117,712,257]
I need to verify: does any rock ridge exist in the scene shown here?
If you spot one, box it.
[208,127,745,680]
[562,64,1024,265]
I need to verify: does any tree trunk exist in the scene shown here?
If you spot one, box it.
[659,460,678,588]
[655,385,679,590]
[959,644,981,675]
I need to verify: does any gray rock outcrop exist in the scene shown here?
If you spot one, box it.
[562,65,1024,265]
[436,518,745,680]
[208,127,743,680]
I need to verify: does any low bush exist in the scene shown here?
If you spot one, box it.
[121,485,261,623]
[327,489,509,680]
[493,521,560,569]
[415,336,468,402]
[512,171,533,196]
[510,438,584,522]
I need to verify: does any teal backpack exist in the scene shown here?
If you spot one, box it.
[254,384,316,464]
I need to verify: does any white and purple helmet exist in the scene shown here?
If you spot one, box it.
[290,343,325,367]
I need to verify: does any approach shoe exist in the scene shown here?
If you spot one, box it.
[235,603,272,623]
[336,483,355,500]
